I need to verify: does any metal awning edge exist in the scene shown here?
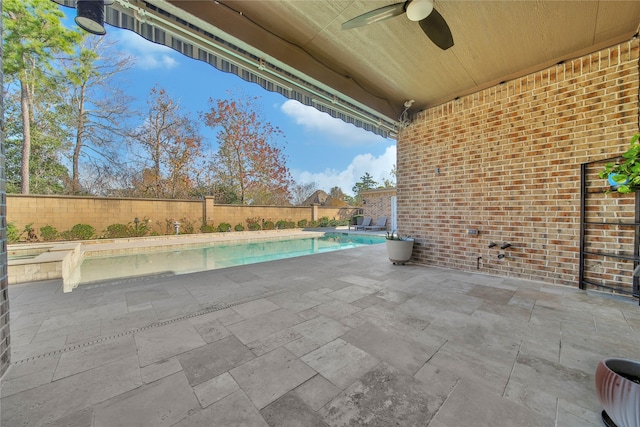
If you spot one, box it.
[52,0,398,139]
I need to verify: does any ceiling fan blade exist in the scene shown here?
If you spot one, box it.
[342,2,407,30]
[418,8,454,50]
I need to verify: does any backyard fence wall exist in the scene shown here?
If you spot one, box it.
[398,38,640,288]
[7,194,358,238]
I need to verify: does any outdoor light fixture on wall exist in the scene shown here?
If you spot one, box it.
[75,0,112,35]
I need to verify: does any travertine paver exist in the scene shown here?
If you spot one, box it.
[261,393,329,427]
[433,379,555,427]
[193,372,240,408]
[2,238,639,427]
[173,390,269,427]
[301,338,379,389]
[226,309,302,344]
[292,315,350,345]
[1,356,142,426]
[134,319,207,366]
[93,371,199,427]
[230,347,316,409]
[320,363,444,426]
[341,322,437,375]
[232,298,280,318]
[179,336,255,386]
[52,334,137,380]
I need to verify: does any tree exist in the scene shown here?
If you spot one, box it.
[350,173,379,205]
[127,85,204,199]
[382,164,397,188]
[327,186,347,206]
[4,71,71,194]
[2,0,81,194]
[290,181,318,206]
[203,95,293,205]
[63,35,136,194]
[352,172,379,195]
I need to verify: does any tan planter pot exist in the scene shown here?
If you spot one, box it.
[386,238,414,265]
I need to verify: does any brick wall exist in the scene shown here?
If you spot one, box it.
[361,188,396,230]
[7,194,359,237]
[397,38,640,287]
[0,0,9,378]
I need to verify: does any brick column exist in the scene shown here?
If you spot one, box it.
[0,0,10,378]
[311,204,319,222]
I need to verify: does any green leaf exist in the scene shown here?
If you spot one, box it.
[617,185,632,194]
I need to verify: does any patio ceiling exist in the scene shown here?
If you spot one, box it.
[60,1,640,136]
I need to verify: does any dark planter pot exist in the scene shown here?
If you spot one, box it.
[595,358,640,427]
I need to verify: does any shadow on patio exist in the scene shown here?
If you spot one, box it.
[2,243,638,426]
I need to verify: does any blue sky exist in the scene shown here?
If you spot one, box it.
[60,7,396,195]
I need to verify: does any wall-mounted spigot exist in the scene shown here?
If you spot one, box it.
[500,243,512,249]
[488,242,497,248]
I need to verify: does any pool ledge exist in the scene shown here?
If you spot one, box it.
[8,242,82,287]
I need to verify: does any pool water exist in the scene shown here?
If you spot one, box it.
[76,233,385,285]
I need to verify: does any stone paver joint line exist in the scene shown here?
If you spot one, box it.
[10,289,287,366]
[502,340,523,397]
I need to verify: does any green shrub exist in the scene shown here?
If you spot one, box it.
[217,222,232,232]
[234,223,245,232]
[24,223,38,241]
[104,224,130,239]
[200,223,217,233]
[263,220,275,230]
[318,216,330,227]
[62,224,95,240]
[39,225,59,242]
[297,219,308,228]
[178,218,196,234]
[7,222,20,244]
[288,221,296,229]
[246,217,262,231]
[102,219,150,239]
[275,220,288,229]
[131,219,151,237]
[328,218,346,227]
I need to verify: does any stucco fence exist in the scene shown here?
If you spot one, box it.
[7,194,359,240]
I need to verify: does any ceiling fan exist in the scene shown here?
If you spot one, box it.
[342,0,454,50]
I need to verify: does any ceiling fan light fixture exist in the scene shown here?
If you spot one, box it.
[406,0,434,22]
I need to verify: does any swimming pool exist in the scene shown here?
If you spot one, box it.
[74,233,385,286]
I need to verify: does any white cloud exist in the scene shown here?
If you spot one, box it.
[292,145,396,195]
[116,31,179,70]
[281,100,388,147]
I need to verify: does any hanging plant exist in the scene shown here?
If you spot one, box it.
[599,133,640,193]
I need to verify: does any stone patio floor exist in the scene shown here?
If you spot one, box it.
[1,242,639,426]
